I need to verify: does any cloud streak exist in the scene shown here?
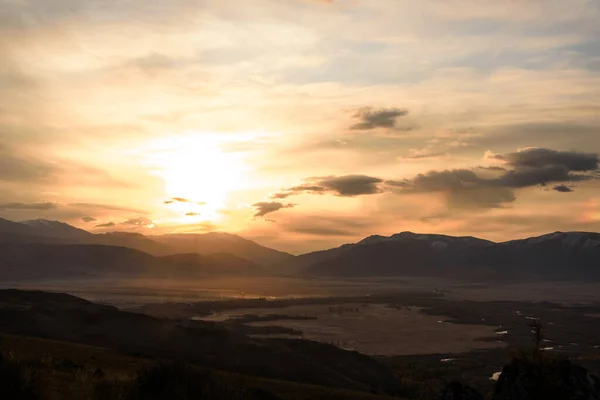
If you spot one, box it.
[273,175,384,199]
[252,202,295,217]
[0,202,59,210]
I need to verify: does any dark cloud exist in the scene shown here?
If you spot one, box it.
[393,169,480,192]
[252,202,295,218]
[95,222,115,228]
[553,185,574,193]
[0,202,58,210]
[502,148,598,171]
[121,217,154,226]
[81,216,98,223]
[390,148,599,209]
[69,203,150,214]
[496,165,591,188]
[273,175,384,199]
[388,169,516,208]
[263,147,599,214]
[350,107,409,130]
[319,175,384,196]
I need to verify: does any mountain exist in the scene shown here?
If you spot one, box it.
[0,218,291,267]
[89,232,174,256]
[277,232,492,276]
[0,217,37,235]
[20,219,92,239]
[153,232,294,267]
[0,243,266,281]
[289,231,600,282]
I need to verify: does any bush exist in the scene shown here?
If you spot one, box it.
[127,362,243,400]
[0,352,39,400]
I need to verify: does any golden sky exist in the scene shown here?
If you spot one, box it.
[1,0,600,253]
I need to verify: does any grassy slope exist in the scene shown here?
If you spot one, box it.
[0,334,400,400]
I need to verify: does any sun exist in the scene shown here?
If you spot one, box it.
[143,134,248,222]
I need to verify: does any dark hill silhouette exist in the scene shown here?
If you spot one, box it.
[0,218,292,267]
[281,231,600,281]
[0,243,266,281]
[0,217,38,236]
[20,219,92,239]
[90,231,174,256]
[0,289,401,394]
[152,232,293,266]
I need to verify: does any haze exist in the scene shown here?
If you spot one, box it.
[2,0,600,254]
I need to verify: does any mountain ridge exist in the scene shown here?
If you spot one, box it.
[0,218,291,267]
[294,231,600,281]
[0,242,267,281]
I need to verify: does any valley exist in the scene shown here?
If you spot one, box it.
[1,218,600,398]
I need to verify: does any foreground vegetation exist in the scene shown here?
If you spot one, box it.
[0,334,396,400]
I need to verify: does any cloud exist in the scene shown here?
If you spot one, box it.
[553,185,574,193]
[350,107,409,130]
[185,212,201,216]
[252,202,295,217]
[121,217,154,226]
[390,147,600,209]
[496,165,591,188]
[95,222,115,228]
[274,175,384,199]
[0,202,59,210]
[319,175,384,196]
[164,197,206,205]
[81,216,98,223]
[501,148,599,171]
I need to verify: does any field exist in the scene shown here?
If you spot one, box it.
[198,303,503,356]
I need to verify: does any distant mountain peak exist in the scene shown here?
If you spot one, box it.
[19,219,91,239]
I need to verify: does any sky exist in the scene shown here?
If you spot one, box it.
[1,0,600,253]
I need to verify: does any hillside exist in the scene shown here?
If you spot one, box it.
[0,289,401,395]
[0,243,266,281]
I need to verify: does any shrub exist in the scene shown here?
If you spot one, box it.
[0,352,39,400]
[127,362,242,400]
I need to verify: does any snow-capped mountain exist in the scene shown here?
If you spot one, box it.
[19,219,92,239]
[280,230,600,281]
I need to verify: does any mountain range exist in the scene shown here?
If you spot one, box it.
[0,217,599,282]
[280,231,600,281]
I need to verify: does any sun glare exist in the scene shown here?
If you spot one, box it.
[142,134,249,222]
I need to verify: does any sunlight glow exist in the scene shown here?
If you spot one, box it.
[141,134,250,222]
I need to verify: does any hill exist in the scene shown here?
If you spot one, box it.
[0,218,293,268]
[0,243,266,281]
[153,232,294,266]
[0,289,401,395]
[283,231,600,281]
